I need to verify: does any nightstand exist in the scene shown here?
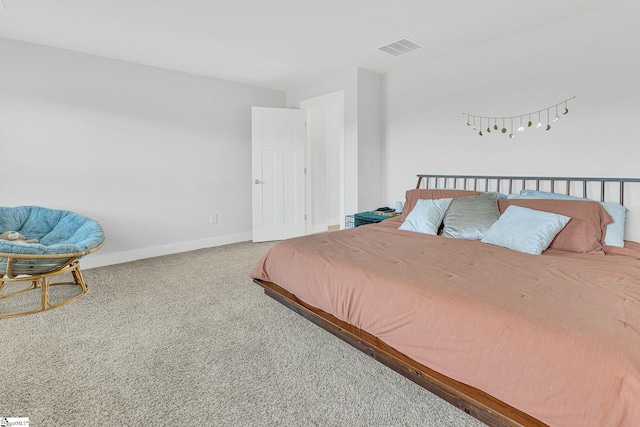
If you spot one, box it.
[346,211,399,228]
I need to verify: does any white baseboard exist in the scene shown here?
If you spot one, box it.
[310,218,340,234]
[82,231,253,270]
[311,223,329,234]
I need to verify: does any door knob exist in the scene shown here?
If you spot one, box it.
[254,179,261,184]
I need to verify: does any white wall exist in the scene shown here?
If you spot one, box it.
[0,38,285,268]
[288,69,359,221]
[288,67,384,220]
[307,107,329,231]
[357,69,383,211]
[306,104,341,231]
[324,104,341,224]
[299,91,345,230]
[383,1,640,241]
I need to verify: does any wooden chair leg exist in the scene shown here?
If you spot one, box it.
[40,277,50,311]
[70,262,89,293]
[1,255,99,318]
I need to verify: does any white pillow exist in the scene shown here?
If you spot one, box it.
[481,205,571,255]
[399,198,453,235]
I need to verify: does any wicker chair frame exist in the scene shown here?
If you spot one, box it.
[0,240,104,319]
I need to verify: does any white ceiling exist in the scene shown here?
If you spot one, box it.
[0,0,628,92]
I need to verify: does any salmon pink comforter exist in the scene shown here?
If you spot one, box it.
[250,218,640,427]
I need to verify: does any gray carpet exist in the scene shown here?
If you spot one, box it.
[1,241,482,426]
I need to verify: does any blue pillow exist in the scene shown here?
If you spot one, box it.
[481,205,571,255]
[518,190,626,247]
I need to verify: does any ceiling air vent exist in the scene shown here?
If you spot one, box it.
[377,38,423,56]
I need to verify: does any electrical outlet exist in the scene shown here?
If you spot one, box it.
[210,214,218,224]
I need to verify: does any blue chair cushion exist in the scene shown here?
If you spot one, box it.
[0,206,104,255]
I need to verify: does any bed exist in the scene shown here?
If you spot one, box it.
[250,174,640,427]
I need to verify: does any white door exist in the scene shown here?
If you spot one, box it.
[252,107,306,242]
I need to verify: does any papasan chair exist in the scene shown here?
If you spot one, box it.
[0,206,105,319]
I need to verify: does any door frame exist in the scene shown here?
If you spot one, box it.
[299,90,346,231]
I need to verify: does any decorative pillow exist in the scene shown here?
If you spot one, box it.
[398,198,453,235]
[518,190,627,247]
[401,189,481,222]
[498,199,613,254]
[481,206,571,255]
[442,192,500,240]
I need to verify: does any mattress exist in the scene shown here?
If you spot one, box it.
[250,217,640,426]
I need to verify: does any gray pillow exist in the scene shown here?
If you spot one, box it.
[442,192,500,239]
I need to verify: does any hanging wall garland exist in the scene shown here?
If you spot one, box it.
[463,96,575,139]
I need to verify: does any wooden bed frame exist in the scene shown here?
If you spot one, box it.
[253,174,640,427]
[253,278,543,427]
